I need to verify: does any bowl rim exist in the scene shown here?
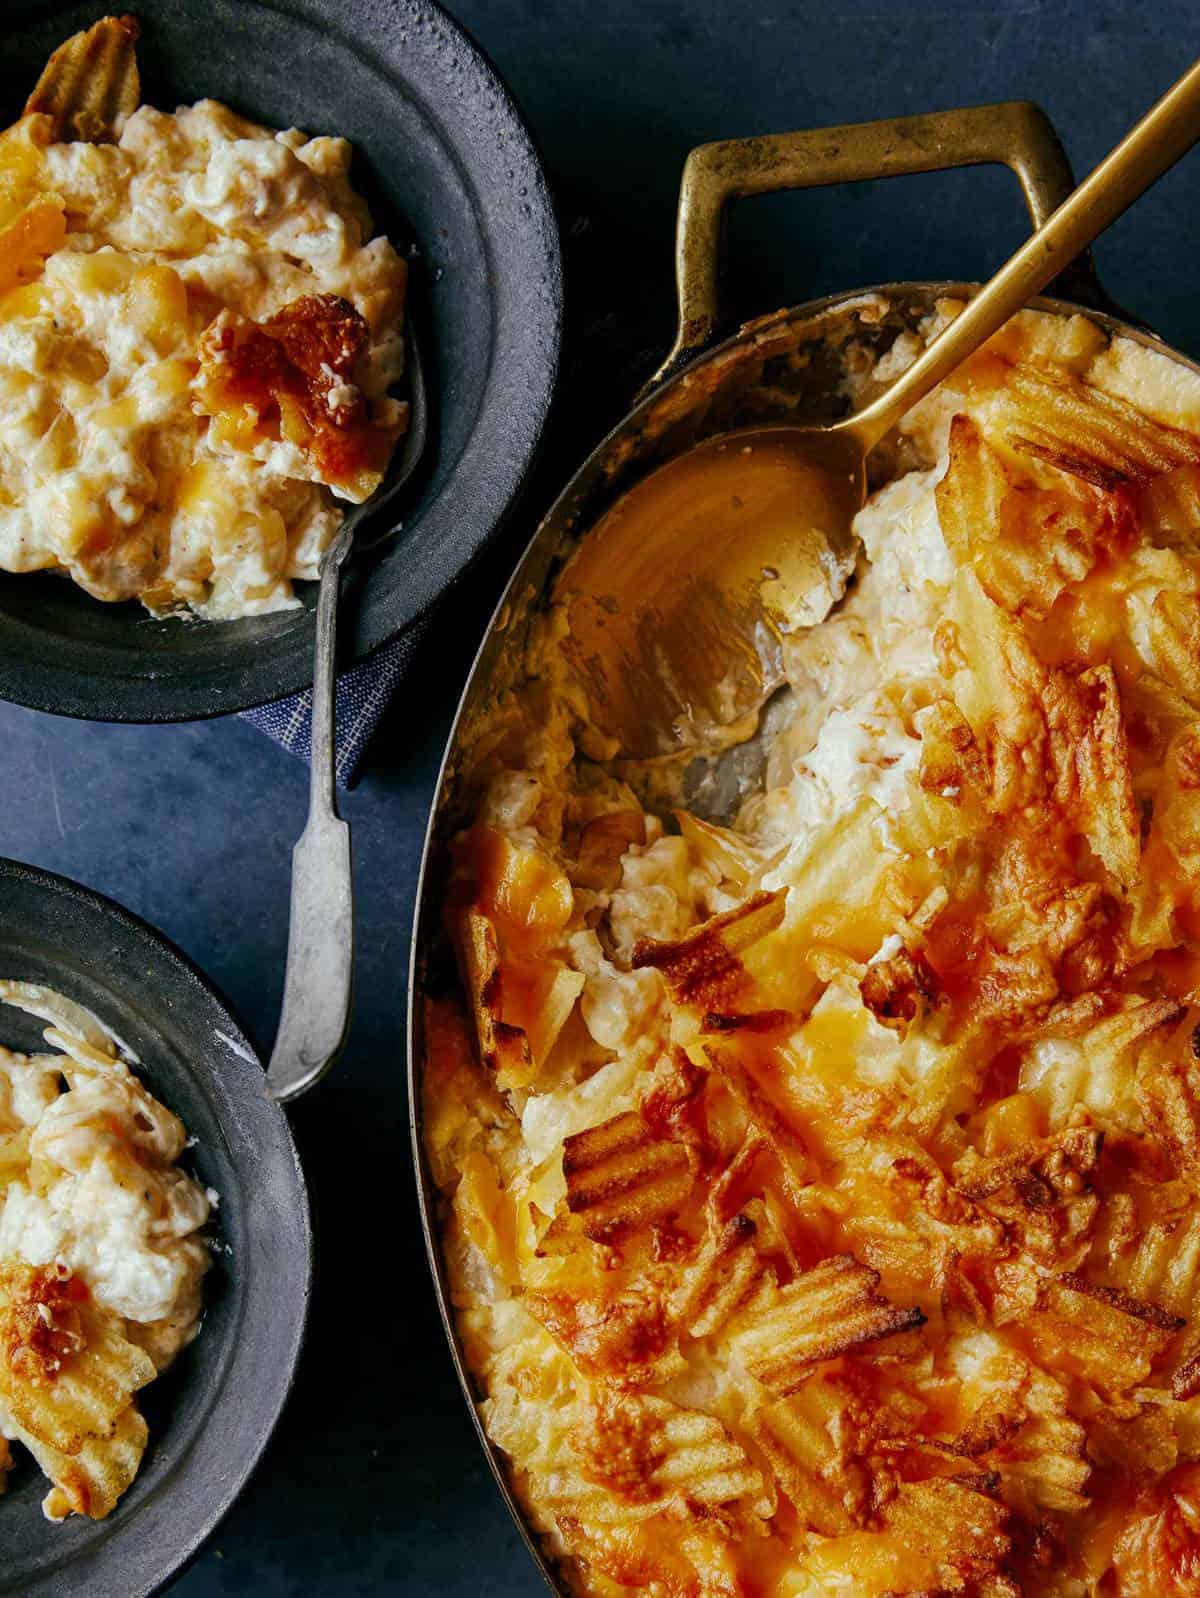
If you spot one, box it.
[0,0,563,724]
[0,855,312,1598]
[406,280,1200,1597]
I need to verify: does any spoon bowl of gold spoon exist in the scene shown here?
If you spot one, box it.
[562,58,1200,777]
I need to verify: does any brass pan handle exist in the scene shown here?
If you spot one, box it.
[656,101,1106,386]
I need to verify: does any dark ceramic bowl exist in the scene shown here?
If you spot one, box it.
[0,858,311,1597]
[0,0,561,722]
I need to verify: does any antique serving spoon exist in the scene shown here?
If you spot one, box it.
[266,331,428,1103]
[562,59,1200,779]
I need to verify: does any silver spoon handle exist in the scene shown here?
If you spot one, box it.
[266,521,356,1103]
[852,55,1200,449]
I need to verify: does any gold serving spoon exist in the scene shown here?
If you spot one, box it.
[562,59,1200,769]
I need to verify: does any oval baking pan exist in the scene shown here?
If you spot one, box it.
[0,856,310,1598]
[0,0,561,723]
[409,103,1200,1595]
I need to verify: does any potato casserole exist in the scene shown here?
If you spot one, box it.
[425,303,1200,1597]
[0,981,211,1522]
[0,15,408,619]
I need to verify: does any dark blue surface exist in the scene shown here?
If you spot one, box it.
[2,1,1198,1593]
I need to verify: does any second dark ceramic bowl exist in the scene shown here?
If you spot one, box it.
[0,857,311,1597]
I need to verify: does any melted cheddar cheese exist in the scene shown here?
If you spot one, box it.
[424,305,1200,1597]
[0,87,406,618]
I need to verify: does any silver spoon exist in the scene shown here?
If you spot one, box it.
[266,330,428,1103]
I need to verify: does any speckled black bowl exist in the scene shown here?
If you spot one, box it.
[0,858,310,1597]
[0,0,562,722]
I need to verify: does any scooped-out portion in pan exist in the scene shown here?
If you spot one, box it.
[422,301,1200,1597]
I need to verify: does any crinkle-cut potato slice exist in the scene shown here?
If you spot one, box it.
[702,1052,812,1205]
[1096,1199,1200,1333]
[1136,1024,1200,1184]
[951,1115,1103,1207]
[1145,584,1200,710]
[23,15,141,145]
[669,1209,764,1339]
[564,1392,768,1522]
[457,909,535,1086]
[0,1262,154,1520]
[640,1407,764,1514]
[997,1408,1092,1518]
[1045,660,1141,887]
[631,889,786,1013]
[1008,1269,1184,1395]
[937,413,1132,620]
[1139,459,1200,552]
[797,1480,1012,1596]
[994,358,1200,488]
[18,1402,149,1523]
[0,1263,154,1454]
[425,310,1200,1596]
[937,575,1142,889]
[1020,996,1182,1126]
[944,567,1047,804]
[748,1384,868,1535]
[456,908,583,1092]
[1152,723,1200,880]
[948,1120,1102,1266]
[561,1109,697,1242]
[732,1254,923,1395]
[949,1362,1093,1519]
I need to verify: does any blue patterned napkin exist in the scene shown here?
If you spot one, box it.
[239,608,434,787]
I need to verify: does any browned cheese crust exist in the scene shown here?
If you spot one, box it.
[423,306,1200,1597]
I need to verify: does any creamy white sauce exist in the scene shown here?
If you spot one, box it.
[0,99,407,618]
[0,985,211,1352]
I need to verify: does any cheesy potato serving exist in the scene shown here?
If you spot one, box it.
[424,303,1200,1596]
[0,17,407,619]
[0,980,211,1522]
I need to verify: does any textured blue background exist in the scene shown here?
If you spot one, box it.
[2,1,1198,1592]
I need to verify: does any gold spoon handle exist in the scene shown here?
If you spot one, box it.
[848,57,1200,451]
